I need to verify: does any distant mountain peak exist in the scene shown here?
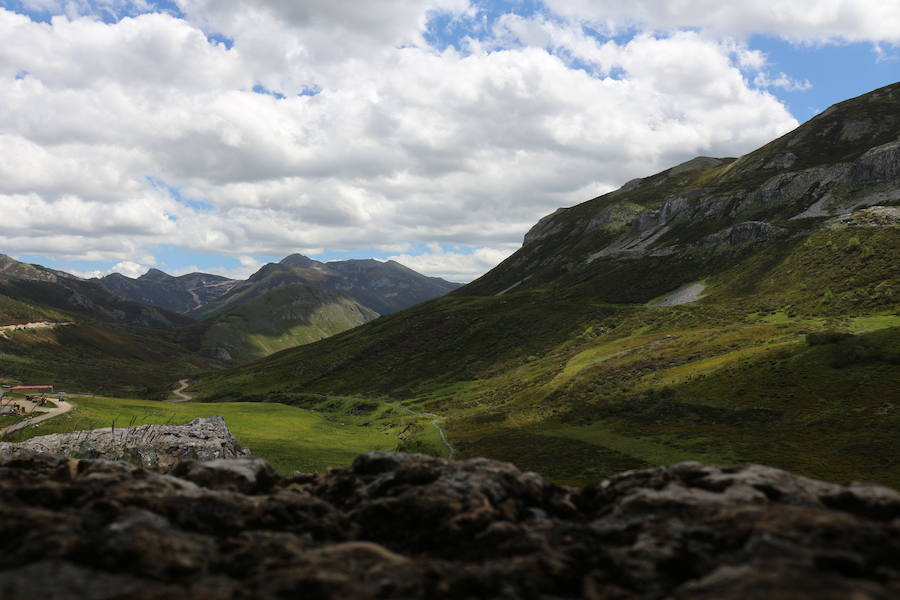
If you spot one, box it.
[280,254,320,268]
[138,268,174,281]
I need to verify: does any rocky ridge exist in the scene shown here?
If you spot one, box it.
[0,450,898,599]
[470,82,900,297]
[0,416,248,470]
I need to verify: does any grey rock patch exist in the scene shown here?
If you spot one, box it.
[829,205,900,228]
[650,282,706,307]
[0,415,249,471]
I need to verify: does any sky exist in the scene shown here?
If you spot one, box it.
[0,1,897,282]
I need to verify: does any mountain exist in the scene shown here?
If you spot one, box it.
[94,257,457,362]
[192,256,462,319]
[464,81,899,300]
[284,255,462,315]
[98,257,460,321]
[0,254,215,397]
[194,82,900,488]
[0,254,192,329]
[98,269,239,314]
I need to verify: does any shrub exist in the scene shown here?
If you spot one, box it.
[845,236,861,252]
[806,331,854,346]
[831,337,899,368]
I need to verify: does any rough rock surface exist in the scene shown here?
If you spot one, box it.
[0,416,248,470]
[0,451,898,599]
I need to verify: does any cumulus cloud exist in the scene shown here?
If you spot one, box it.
[543,0,900,44]
[1,1,871,281]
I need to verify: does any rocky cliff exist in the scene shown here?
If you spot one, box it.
[0,416,248,470]
[0,450,897,599]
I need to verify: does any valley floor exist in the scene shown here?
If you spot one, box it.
[2,393,450,474]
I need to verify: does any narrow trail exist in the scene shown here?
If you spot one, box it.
[396,404,456,459]
[0,321,74,332]
[169,379,194,402]
[0,399,74,437]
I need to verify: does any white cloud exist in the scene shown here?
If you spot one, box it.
[387,246,517,282]
[543,1,900,44]
[753,71,813,92]
[108,260,150,278]
[0,2,826,280]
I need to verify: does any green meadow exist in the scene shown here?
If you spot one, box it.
[5,394,446,474]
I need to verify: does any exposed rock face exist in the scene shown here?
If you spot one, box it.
[0,451,898,599]
[0,416,248,470]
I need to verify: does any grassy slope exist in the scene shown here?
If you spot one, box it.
[200,284,378,363]
[0,294,69,324]
[4,394,448,474]
[0,320,215,398]
[194,223,900,487]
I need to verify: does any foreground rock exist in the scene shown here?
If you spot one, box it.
[0,416,248,470]
[0,451,898,599]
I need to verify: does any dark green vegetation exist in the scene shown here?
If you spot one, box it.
[0,323,212,398]
[194,83,900,487]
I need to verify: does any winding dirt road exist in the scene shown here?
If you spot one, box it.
[0,399,74,437]
[169,379,195,402]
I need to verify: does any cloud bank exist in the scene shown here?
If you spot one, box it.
[2,1,890,280]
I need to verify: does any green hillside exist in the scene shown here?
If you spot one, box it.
[0,319,214,398]
[199,283,379,363]
[192,83,900,487]
[193,222,899,486]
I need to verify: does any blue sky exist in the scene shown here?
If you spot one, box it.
[1,0,897,281]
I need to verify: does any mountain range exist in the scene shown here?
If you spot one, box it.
[0,253,460,392]
[95,256,460,362]
[1,82,897,490]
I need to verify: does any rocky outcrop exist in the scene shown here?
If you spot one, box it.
[0,451,897,599]
[0,416,248,470]
[700,221,781,248]
[830,205,900,228]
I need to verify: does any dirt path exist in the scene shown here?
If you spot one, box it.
[0,399,74,437]
[169,379,195,402]
[396,404,456,459]
[0,321,74,332]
